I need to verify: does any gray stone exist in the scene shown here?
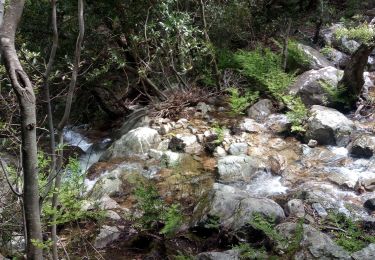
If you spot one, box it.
[228,143,248,155]
[89,163,143,200]
[277,222,351,259]
[297,43,333,70]
[308,139,318,148]
[350,134,375,159]
[288,66,343,107]
[265,114,291,134]
[352,243,375,260]
[246,99,274,122]
[285,199,305,218]
[321,23,360,54]
[322,47,349,69]
[149,149,164,160]
[213,146,227,157]
[217,155,262,183]
[159,123,173,135]
[240,118,266,133]
[196,249,240,260]
[161,150,183,166]
[196,102,212,115]
[305,105,354,146]
[193,183,285,231]
[312,203,328,218]
[106,210,121,220]
[94,225,120,249]
[101,127,161,160]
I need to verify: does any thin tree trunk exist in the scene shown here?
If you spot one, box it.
[339,43,375,108]
[199,0,221,89]
[0,1,43,259]
[282,18,292,71]
[50,1,84,258]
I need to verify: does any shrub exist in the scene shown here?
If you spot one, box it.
[335,24,375,45]
[234,48,295,100]
[228,87,259,115]
[323,212,375,252]
[133,184,183,236]
[283,96,308,133]
[286,40,311,72]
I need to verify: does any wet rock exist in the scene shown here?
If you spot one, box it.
[268,154,287,175]
[355,178,375,193]
[265,114,291,134]
[296,43,333,70]
[193,183,285,231]
[246,99,275,122]
[101,127,161,160]
[308,139,318,148]
[312,203,328,218]
[239,118,266,133]
[288,66,343,107]
[94,225,120,249]
[89,163,144,200]
[217,155,262,183]
[196,249,240,260]
[228,143,248,156]
[161,150,183,166]
[149,149,164,160]
[277,222,351,259]
[157,139,170,151]
[364,198,375,212]
[285,199,305,218]
[322,47,350,69]
[352,243,375,260]
[305,105,354,146]
[159,123,173,135]
[177,134,203,155]
[349,134,375,159]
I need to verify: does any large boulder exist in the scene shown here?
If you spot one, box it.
[192,183,285,231]
[246,99,275,122]
[305,105,355,146]
[94,225,121,249]
[288,66,343,107]
[277,222,351,259]
[296,43,333,70]
[217,155,263,183]
[352,243,375,260]
[88,163,145,200]
[322,47,350,69]
[196,249,240,260]
[349,134,375,158]
[101,127,161,160]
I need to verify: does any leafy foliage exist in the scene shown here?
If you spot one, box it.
[335,24,375,45]
[228,87,259,115]
[234,243,268,260]
[234,48,295,99]
[133,184,183,236]
[323,212,375,252]
[42,158,103,225]
[284,96,308,133]
[286,40,311,72]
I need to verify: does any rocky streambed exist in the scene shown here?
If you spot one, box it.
[59,96,375,259]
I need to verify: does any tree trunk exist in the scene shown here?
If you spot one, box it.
[339,43,375,108]
[0,0,43,259]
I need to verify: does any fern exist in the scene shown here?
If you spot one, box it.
[160,204,183,236]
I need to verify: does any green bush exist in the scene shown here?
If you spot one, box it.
[234,48,295,100]
[323,212,375,252]
[335,24,375,45]
[228,87,259,115]
[283,96,308,133]
[287,40,311,72]
[133,184,183,236]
